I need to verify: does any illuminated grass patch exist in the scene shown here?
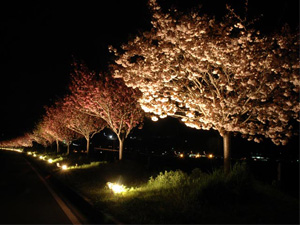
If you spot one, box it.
[68,161,106,170]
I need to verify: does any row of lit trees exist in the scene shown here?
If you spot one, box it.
[0,62,144,160]
[1,0,299,171]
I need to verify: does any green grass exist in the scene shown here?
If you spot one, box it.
[53,161,299,224]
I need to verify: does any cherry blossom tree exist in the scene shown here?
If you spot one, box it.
[60,97,107,154]
[43,104,81,155]
[111,0,299,172]
[0,133,33,148]
[31,121,56,149]
[68,62,144,160]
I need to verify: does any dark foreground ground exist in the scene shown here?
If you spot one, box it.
[1,149,299,224]
[0,151,76,224]
[0,150,117,224]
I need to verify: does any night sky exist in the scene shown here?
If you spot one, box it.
[0,0,298,153]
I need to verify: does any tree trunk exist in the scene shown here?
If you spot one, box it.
[223,131,231,174]
[86,136,90,155]
[66,143,70,155]
[118,136,125,160]
[56,139,60,154]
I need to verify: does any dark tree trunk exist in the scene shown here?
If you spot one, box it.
[223,131,231,174]
[56,139,60,154]
[66,143,70,155]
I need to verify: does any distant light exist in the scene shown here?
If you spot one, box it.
[109,135,113,139]
[48,158,53,164]
[33,153,37,157]
[27,152,32,155]
[107,182,127,194]
[39,156,43,160]
[62,165,68,170]
[180,153,184,158]
[208,154,214,159]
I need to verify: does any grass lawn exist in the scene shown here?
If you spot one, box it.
[45,157,299,224]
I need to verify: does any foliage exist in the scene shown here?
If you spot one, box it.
[96,163,298,224]
[44,104,81,146]
[111,0,299,145]
[68,61,144,159]
[62,96,106,141]
[68,161,106,170]
[0,133,33,148]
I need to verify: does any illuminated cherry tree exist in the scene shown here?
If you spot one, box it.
[0,133,33,148]
[68,62,144,160]
[61,97,107,154]
[111,0,299,172]
[43,105,80,154]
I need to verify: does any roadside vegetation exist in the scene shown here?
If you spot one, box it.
[28,152,299,224]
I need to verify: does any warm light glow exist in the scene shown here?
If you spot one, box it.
[0,147,23,153]
[48,158,53,164]
[27,151,32,155]
[179,153,184,158]
[208,154,214,158]
[107,182,127,194]
[151,116,159,121]
[62,165,68,170]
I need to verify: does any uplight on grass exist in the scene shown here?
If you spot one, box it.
[62,165,68,170]
[67,161,104,170]
[107,182,127,194]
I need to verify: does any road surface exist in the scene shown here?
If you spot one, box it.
[0,150,80,224]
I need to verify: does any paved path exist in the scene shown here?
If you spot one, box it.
[0,150,80,224]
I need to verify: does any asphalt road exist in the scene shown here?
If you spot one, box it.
[0,150,80,224]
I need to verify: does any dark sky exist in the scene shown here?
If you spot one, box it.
[0,0,298,141]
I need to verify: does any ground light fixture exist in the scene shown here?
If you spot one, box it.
[61,165,68,170]
[107,182,127,194]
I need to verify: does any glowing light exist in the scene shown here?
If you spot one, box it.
[151,116,159,121]
[107,182,127,194]
[0,147,23,153]
[33,153,37,157]
[48,158,53,164]
[27,152,32,155]
[62,165,68,170]
[208,154,214,158]
[179,153,184,158]
[39,156,44,159]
